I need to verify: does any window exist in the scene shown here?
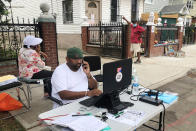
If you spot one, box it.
[88,2,97,8]
[145,0,153,4]
[187,0,193,9]
[131,0,137,20]
[62,0,73,24]
[111,0,118,22]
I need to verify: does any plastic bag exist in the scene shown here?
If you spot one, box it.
[0,92,23,111]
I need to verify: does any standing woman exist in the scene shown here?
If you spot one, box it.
[18,35,53,97]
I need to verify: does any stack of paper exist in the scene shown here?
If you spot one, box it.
[0,75,18,86]
[51,115,108,131]
[107,110,146,126]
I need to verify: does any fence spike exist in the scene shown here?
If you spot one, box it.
[17,17,19,24]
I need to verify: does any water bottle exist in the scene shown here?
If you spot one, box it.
[132,68,139,95]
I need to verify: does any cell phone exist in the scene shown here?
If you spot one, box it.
[82,60,87,69]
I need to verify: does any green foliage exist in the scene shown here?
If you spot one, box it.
[0,0,9,22]
[0,48,17,61]
[185,24,195,34]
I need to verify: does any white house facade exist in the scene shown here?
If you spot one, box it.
[2,0,145,49]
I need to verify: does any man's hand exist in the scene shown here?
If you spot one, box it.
[122,16,131,25]
[87,89,102,97]
[82,60,90,75]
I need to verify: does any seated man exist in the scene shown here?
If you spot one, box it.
[51,47,102,108]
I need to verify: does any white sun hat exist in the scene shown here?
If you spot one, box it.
[23,35,43,48]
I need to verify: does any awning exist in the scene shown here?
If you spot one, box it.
[161,14,179,18]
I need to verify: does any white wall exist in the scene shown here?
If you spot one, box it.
[101,0,111,22]
[138,0,144,20]
[3,0,49,23]
[3,0,132,34]
[119,0,131,22]
[144,0,170,13]
[53,0,85,34]
[2,0,84,34]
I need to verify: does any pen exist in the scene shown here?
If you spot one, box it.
[72,113,90,117]
[114,111,124,118]
[114,111,124,116]
[115,115,120,119]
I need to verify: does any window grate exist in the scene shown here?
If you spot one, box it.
[62,0,73,24]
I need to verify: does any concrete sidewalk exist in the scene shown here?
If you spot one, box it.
[6,44,196,131]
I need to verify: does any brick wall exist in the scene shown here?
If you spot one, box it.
[81,26,88,52]
[0,60,18,76]
[177,26,183,50]
[125,25,131,58]
[192,18,196,23]
[39,22,59,70]
[194,27,196,44]
[146,26,155,57]
[85,46,122,58]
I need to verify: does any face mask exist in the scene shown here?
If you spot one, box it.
[133,24,137,27]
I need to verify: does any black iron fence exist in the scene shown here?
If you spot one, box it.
[87,22,126,58]
[87,22,125,48]
[184,25,195,45]
[0,17,40,62]
[155,26,178,44]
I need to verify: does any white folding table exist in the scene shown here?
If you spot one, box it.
[39,90,177,131]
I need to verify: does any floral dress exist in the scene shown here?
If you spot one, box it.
[18,48,45,78]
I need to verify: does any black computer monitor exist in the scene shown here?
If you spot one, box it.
[103,58,132,94]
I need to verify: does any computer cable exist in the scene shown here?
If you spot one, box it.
[161,103,166,131]
[130,89,148,101]
[120,88,130,95]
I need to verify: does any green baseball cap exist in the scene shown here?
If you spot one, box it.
[67,47,83,59]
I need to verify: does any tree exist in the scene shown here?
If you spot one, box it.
[0,0,9,22]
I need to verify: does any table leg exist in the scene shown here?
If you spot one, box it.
[158,112,163,130]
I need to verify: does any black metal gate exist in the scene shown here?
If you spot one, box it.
[0,17,40,62]
[184,26,195,45]
[87,22,126,58]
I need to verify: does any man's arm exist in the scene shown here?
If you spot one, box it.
[122,16,131,25]
[58,89,102,100]
[82,61,98,89]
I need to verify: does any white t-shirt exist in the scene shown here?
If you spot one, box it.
[51,63,88,108]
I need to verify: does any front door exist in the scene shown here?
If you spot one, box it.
[85,1,100,24]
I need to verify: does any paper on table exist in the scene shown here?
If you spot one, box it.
[0,75,18,86]
[107,110,146,126]
[51,115,108,131]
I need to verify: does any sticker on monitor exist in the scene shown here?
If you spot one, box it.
[116,67,122,82]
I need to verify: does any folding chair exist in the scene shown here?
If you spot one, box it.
[19,77,63,108]
[83,56,103,82]
[44,78,63,106]
[17,77,44,109]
